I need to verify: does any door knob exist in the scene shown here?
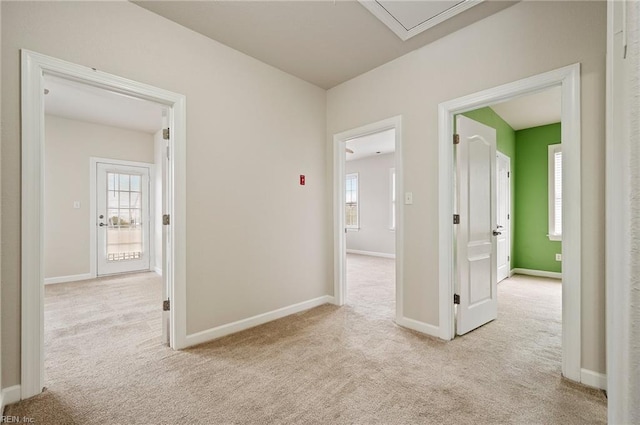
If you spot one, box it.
[492,230,501,236]
[99,223,107,227]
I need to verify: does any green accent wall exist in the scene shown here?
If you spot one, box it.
[460,107,516,264]
[514,123,562,273]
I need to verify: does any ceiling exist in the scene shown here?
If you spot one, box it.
[132,1,517,89]
[490,86,562,131]
[44,75,166,134]
[346,128,395,161]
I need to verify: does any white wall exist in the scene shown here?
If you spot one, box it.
[44,115,155,280]
[2,1,328,388]
[327,1,606,373]
[153,129,164,275]
[346,153,395,256]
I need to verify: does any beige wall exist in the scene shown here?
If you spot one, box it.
[346,153,396,255]
[2,2,328,387]
[327,1,606,373]
[44,115,155,279]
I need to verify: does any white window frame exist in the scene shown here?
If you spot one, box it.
[548,144,562,241]
[345,172,359,230]
[390,168,396,230]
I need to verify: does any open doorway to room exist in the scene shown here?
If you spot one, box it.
[344,129,396,318]
[439,64,583,385]
[453,85,565,374]
[42,74,170,389]
[21,50,187,400]
[333,116,403,324]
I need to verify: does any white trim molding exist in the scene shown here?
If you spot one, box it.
[358,0,482,41]
[346,249,395,259]
[581,369,607,391]
[44,273,93,285]
[511,268,562,280]
[20,49,188,400]
[185,296,334,347]
[438,63,582,383]
[1,386,22,410]
[333,116,404,324]
[395,317,440,339]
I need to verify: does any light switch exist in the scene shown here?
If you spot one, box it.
[404,192,413,205]
[73,201,81,209]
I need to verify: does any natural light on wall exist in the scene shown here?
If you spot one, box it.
[346,173,359,229]
[548,144,562,240]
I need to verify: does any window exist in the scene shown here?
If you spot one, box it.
[345,173,359,229]
[390,168,396,230]
[548,144,562,241]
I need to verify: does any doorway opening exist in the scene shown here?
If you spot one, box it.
[21,50,187,400]
[344,128,397,318]
[438,64,583,384]
[333,116,404,323]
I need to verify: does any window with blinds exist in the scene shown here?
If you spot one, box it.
[548,144,562,240]
[345,173,359,229]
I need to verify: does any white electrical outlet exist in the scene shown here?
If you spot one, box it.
[555,253,562,261]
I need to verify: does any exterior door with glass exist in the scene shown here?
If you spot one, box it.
[96,162,151,275]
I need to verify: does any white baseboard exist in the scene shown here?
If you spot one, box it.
[2,385,21,410]
[185,295,334,347]
[512,268,562,280]
[346,249,395,259]
[153,267,162,276]
[44,273,93,285]
[395,316,440,338]
[581,368,607,390]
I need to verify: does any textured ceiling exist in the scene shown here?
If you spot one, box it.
[132,1,517,89]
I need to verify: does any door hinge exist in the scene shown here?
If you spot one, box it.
[508,256,510,261]
[453,214,460,224]
[163,214,170,225]
[507,214,510,220]
[453,134,460,145]
[454,294,460,304]
[163,299,170,311]
[507,171,510,178]
[163,128,170,140]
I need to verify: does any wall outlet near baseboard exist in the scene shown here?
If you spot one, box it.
[555,253,562,261]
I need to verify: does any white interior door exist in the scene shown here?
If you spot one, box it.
[97,162,151,275]
[455,115,498,335]
[496,152,511,282]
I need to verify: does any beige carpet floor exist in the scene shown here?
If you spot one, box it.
[6,256,606,424]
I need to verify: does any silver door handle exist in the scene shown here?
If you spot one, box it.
[492,230,501,236]
[99,223,107,227]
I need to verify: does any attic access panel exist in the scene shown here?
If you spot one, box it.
[359,0,483,41]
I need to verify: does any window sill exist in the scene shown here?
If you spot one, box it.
[548,233,562,241]
[346,227,360,232]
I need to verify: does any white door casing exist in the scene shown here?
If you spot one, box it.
[21,50,188,400]
[455,115,498,335]
[438,63,581,383]
[96,162,151,275]
[496,152,511,282]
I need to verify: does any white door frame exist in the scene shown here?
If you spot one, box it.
[90,157,155,277]
[496,151,511,282]
[333,116,404,321]
[21,49,188,400]
[438,63,581,382]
